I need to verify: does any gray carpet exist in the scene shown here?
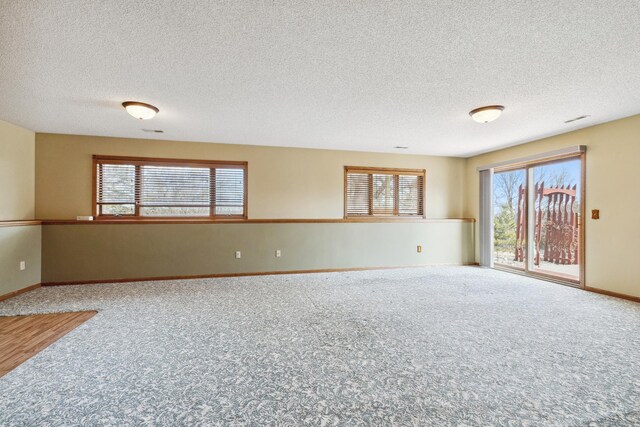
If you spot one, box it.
[0,266,639,426]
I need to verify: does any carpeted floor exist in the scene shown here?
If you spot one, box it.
[0,266,639,426]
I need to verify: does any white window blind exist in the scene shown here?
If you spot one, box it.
[345,167,425,218]
[94,156,247,218]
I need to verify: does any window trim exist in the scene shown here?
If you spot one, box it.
[343,166,426,219]
[92,155,248,220]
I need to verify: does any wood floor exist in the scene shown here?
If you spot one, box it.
[0,311,96,377]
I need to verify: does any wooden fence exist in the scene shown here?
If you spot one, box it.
[515,183,579,265]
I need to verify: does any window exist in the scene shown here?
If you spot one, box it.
[344,166,425,218]
[94,155,247,219]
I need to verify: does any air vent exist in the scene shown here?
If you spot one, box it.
[564,115,590,124]
[394,146,409,149]
[142,129,164,133]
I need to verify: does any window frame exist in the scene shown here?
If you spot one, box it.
[92,155,248,220]
[343,166,426,219]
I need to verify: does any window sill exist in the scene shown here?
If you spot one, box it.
[42,218,247,225]
[39,218,475,225]
[343,216,426,221]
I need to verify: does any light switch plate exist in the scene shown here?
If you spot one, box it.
[591,209,600,220]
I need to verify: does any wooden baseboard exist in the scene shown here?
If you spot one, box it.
[0,284,41,302]
[41,263,479,286]
[585,286,640,303]
[27,271,640,305]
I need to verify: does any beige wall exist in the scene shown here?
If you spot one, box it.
[35,134,466,220]
[34,134,473,285]
[465,115,640,298]
[0,120,35,221]
[42,221,475,283]
[20,116,640,298]
[0,120,40,295]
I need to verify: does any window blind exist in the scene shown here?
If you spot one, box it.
[94,156,247,218]
[345,167,425,218]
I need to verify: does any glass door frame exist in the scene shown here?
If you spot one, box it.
[492,152,586,288]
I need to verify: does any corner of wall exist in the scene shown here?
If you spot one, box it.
[0,119,40,298]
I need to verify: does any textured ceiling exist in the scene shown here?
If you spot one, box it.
[1,1,639,157]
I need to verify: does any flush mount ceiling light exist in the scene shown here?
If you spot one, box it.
[469,105,504,123]
[122,101,159,120]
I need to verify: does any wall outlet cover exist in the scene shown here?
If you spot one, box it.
[275,250,282,257]
[235,251,241,259]
[19,261,26,270]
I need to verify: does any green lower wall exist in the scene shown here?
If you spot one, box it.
[0,225,42,295]
[42,222,475,283]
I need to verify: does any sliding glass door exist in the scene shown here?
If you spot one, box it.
[491,155,584,286]
[493,168,527,270]
[529,158,582,282]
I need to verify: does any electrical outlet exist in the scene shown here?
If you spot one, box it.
[417,245,422,253]
[235,251,241,259]
[591,209,600,220]
[275,250,281,258]
[19,261,26,271]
